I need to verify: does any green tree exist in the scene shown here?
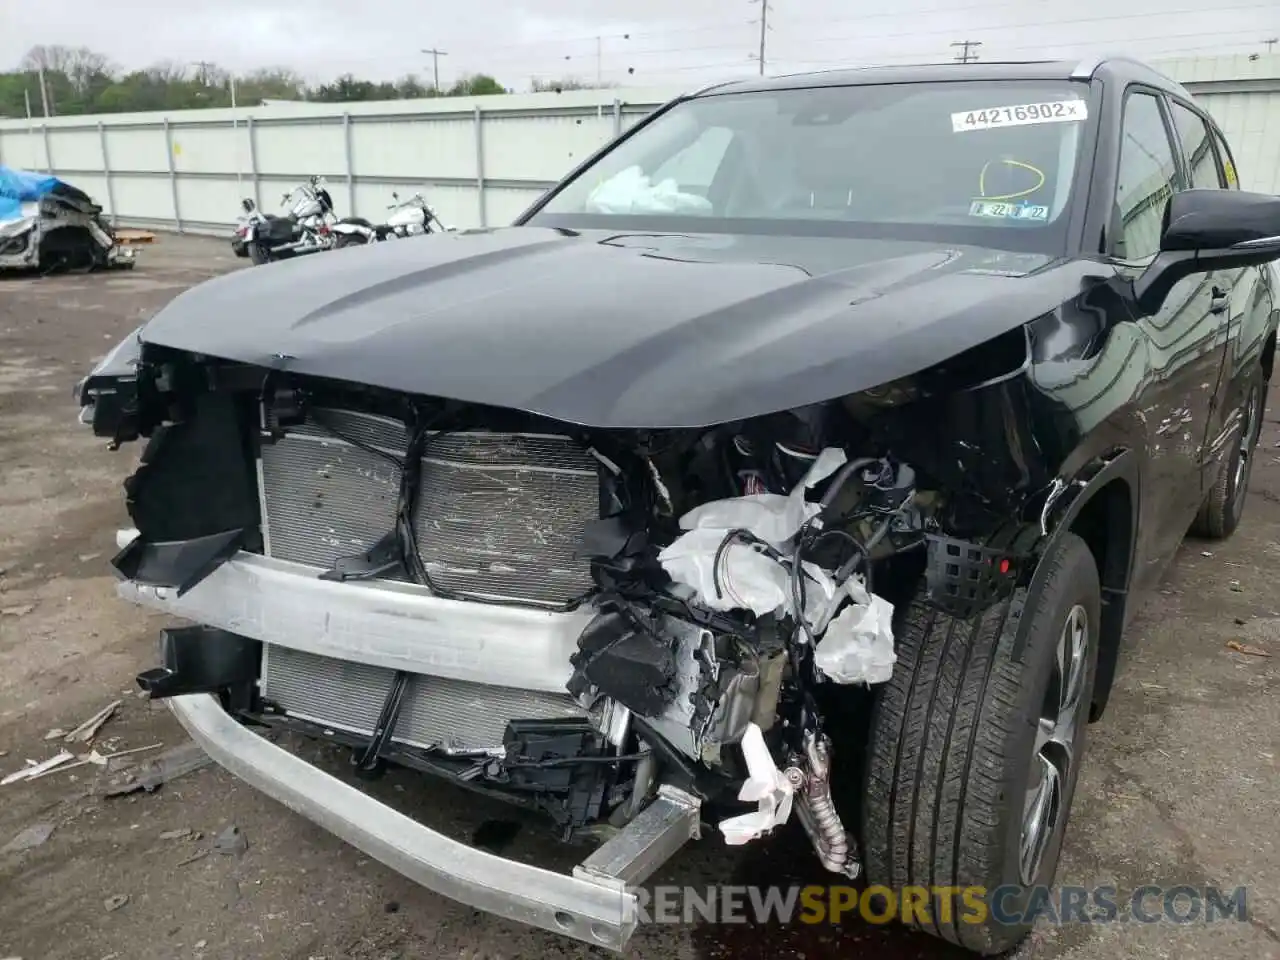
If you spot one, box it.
[1,46,512,115]
[447,73,506,96]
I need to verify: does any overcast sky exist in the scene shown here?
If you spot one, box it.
[3,0,1278,90]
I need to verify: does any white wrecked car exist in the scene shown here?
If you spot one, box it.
[0,165,135,273]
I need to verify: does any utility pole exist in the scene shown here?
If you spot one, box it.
[36,66,51,117]
[951,40,982,63]
[422,48,449,94]
[192,60,215,86]
[752,0,772,76]
[1265,37,1279,55]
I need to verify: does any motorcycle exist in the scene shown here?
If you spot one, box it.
[235,176,337,265]
[328,191,450,247]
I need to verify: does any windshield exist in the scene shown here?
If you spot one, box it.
[529,80,1092,250]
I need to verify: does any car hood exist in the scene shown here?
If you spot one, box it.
[139,226,1107,428]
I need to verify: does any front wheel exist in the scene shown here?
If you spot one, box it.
[249,241,272,265]
[862,533,1100,955]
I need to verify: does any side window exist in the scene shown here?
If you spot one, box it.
[1211,128,1241,189]
[1169,102,1223,188]
[1113,92,1179,261]
[651,127,733,194]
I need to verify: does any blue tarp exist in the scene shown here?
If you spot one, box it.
[0,165,61,221]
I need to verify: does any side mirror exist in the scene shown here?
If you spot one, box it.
[241,198,256,213]
[391,191,400,202]
[1134,189,1280,316]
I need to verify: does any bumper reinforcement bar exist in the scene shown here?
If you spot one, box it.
[168,693,701,950]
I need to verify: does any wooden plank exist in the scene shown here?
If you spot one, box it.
[114,229,157,244]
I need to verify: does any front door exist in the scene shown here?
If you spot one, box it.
[1109,89,1227,593]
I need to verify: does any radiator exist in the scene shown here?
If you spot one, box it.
[261,645,585,754]
[257,407,600,607]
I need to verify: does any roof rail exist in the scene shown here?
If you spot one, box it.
[1070,56,1105,79]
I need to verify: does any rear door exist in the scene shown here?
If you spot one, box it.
[1109,88,1223,588]
[1165,98,1242,488]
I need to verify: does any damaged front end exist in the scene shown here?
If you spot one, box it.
[85,332,1039,947]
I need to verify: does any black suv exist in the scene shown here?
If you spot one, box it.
[80,57,1280,954]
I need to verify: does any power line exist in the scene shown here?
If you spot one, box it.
[773,27,1276,71]
[788,3,1276,51]
[309,2,1276,79]
[952,40,982,63]
[421,47,448,93]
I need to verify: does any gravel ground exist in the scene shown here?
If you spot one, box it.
[0,234,1277,960]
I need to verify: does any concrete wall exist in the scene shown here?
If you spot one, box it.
[1,55,1276,234]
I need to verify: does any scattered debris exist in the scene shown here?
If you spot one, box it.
[1201,550,1214,558]
[0,604,34,617]
[1227,639,1272,658]
[77,552,102,563]
[214,824,248,856]
[176,849,209,866]
[194,941,207,951]
[12,743,160,784]
[718,723,795,844]
[101,741,210,796]
[1,822,55,854]
[1229,579,1243,592]
[43,728,67,741]
[2,750,75,786]
[1236,617,1249,626]
[102,742,162,764]
[64,700,121,743]
[159,828,193,841]
[103,894,129,912]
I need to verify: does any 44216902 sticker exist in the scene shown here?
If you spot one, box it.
[951,100,1088,133]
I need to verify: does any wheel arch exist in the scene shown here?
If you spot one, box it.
[1023,449,1139,722]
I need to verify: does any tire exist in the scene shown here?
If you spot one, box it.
[1190,365,1264,540]
[249,242,271,265]
[862,533,1101,955]
[333,234,367,249]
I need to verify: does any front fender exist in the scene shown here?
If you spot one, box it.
[1016,447,1140,720]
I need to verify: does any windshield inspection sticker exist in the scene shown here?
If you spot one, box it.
[952,100,1087,132]
[969,200,1049,222]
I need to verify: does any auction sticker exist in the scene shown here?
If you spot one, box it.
[952,100,1087,132]
[970,200,1050,221]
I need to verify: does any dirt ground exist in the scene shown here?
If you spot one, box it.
[0,234,1278,960]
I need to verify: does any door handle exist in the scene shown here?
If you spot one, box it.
[1210,285,1230,315]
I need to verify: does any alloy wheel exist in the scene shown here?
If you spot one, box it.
[1019,603,1088,885]
[1231,383,1263,516]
